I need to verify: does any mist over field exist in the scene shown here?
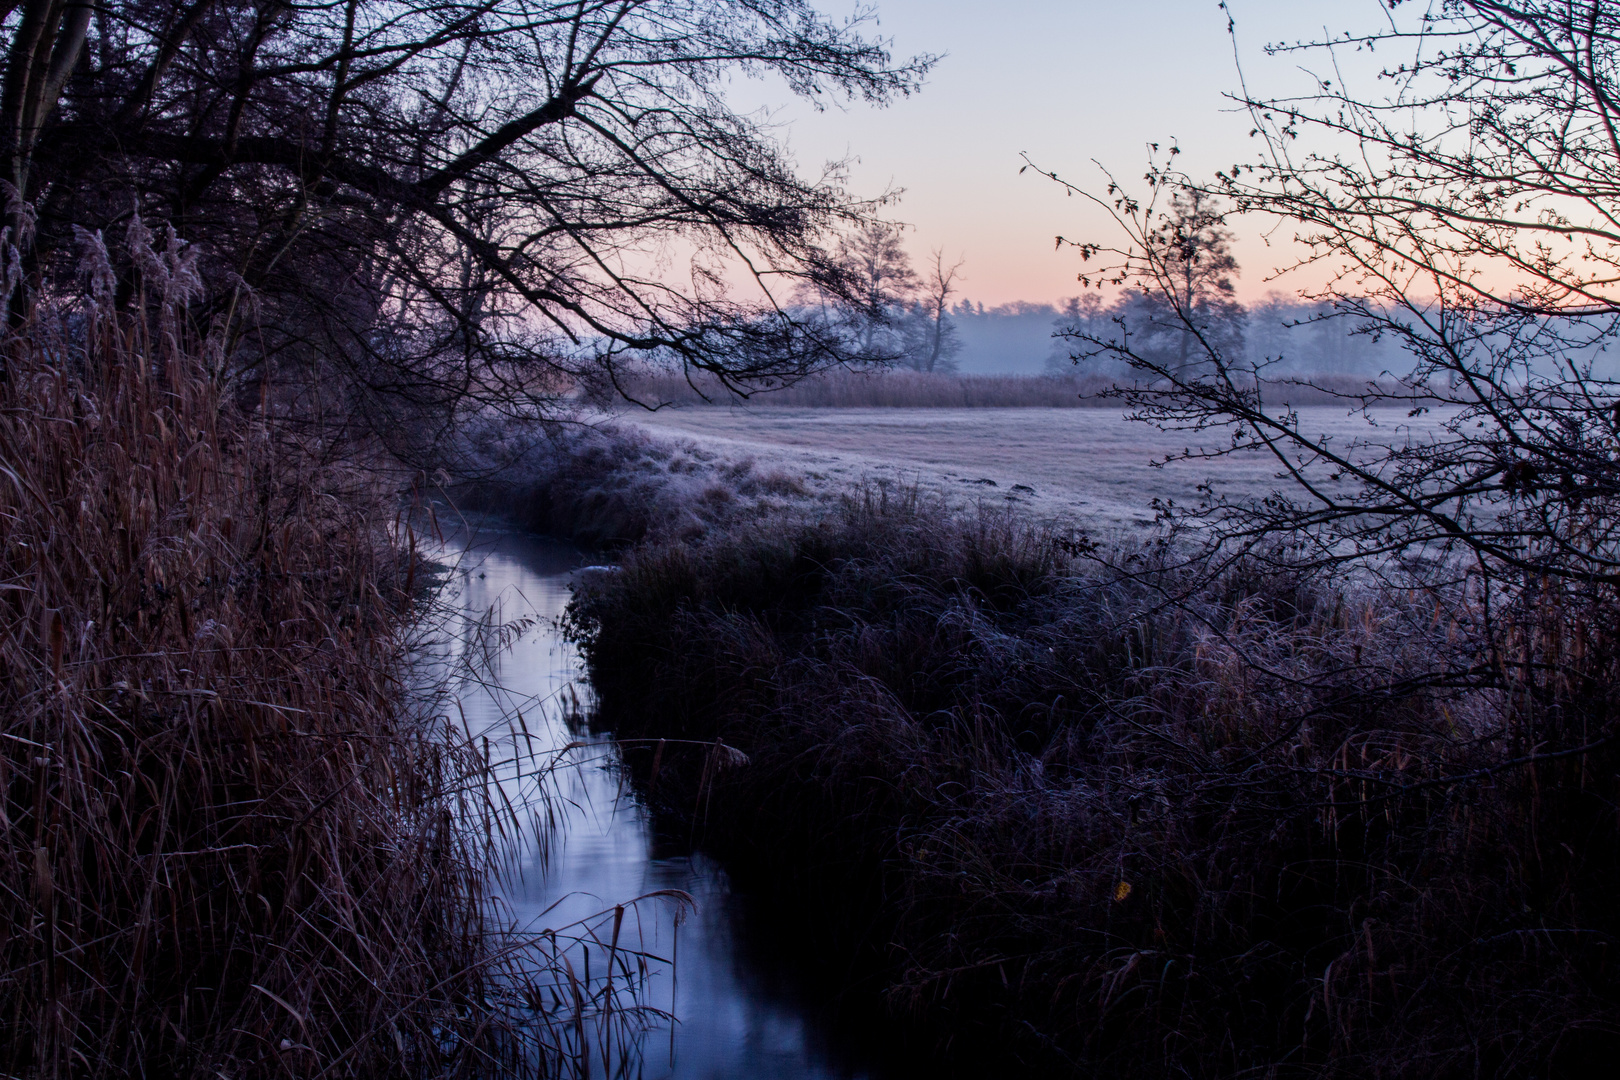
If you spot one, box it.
[624,403,1431,531]
[950,297,1413,375]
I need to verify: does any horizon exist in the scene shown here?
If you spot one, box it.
[744,0,1391,308]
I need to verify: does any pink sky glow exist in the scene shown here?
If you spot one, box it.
[742,0,1388,308]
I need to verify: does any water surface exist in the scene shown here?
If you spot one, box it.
[428,523,890,1079]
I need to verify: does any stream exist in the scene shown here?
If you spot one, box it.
[427,523,895,1080]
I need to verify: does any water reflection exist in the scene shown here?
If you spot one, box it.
[427,521,886,1080]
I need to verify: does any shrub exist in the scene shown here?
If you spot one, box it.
[566,493,1620,1078]
[449,417,821,546]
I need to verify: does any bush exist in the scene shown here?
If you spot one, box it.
[566,493,1620,1078]
[449,417,819,546]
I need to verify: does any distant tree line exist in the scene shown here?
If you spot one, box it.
[1044,293,1407,378]
[808,194,1407,380]
[1043,190,1403,380]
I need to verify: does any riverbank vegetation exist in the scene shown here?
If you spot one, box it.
[566,491,1620,1077]
[0,1,933,1071]
[0,282,622,1074]
[560,3,1620,1073]
[450,419,817,546]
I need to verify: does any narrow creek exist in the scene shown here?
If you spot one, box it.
[427,522,897,1079]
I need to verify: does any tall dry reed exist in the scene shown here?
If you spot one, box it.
[606,368,1112,407]
[0,242,620,1074]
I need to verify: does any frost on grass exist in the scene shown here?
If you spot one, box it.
[449,414,828,546]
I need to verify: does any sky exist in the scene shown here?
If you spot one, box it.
[736,0,1397,308]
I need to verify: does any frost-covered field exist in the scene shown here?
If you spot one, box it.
[625,405,1440,533]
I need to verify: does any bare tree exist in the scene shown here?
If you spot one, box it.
[906,247,963,373]
[1,1,933,454]
[1026,0,1620,722]
[805,219,919,363]
[1212,2,1620,598]
[1124,186,1245,379]
[1031,0,1620,592]
[1041,177,1244,390]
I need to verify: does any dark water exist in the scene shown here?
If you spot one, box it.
[427,524,892,1080]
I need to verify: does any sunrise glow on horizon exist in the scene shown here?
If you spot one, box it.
[755,0,1385,309]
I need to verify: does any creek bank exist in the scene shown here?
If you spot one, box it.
[435,522,963,1079]
[564,491,1620,1078]
[0,308,534,1075]
[448,418,822,548]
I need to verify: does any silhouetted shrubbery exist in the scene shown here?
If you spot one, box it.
[450,418,816,546]
[567,494,1620,1078]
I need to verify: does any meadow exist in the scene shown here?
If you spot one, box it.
[624,403,1439,532]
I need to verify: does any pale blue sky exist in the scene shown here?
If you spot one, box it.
[744,1,1394,305]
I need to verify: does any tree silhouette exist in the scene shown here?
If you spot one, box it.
[1127,187,1245,378]
[0,1,933,451]
[1032,0,1620,665]
[810,220,919,363]
[1066,3,1620,592]
[905,248,963,373]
